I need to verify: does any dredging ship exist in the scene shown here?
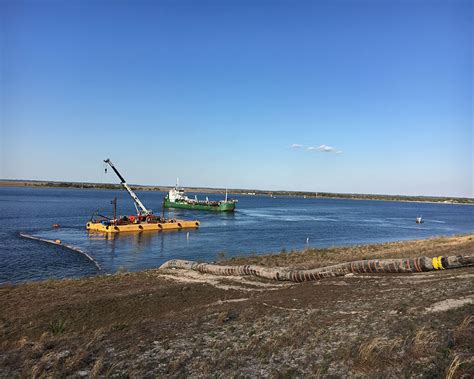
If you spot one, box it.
[86,159,200,233]
[164,181,237,212]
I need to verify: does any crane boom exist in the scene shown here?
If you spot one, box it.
[104,159,152,216]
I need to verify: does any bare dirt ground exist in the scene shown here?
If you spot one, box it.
[1,235,473,378]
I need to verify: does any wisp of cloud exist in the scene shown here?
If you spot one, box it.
[290,144,303,149]
[307,145,342,154]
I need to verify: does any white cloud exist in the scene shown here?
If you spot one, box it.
[318,144,336,152]
[307,144,342,154]
[290,144,303,149]
[292,144,342,154]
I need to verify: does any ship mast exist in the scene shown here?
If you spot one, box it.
[104,158,152,216]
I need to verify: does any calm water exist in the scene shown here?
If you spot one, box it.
[0,186,472,284]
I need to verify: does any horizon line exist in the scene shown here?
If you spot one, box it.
[0,178,472,200]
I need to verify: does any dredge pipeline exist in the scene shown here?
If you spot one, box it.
[159,255,474,282]
[20,233,101,271]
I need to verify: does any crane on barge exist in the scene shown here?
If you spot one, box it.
[104,158,152,216]
[86,159,200,233]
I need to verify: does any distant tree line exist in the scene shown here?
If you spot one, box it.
[230,189,474,204]
[11,180,474,204]
[35,182,160,191]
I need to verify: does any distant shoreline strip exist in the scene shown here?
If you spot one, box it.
[19,232,101,271]
[1,181,472,205]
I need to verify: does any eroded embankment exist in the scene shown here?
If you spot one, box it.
[1,234,473,378]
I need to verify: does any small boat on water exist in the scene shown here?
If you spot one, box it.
[416,216,424,224]
[164,180,237,212]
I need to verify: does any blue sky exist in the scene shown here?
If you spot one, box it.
[1,0,472,197]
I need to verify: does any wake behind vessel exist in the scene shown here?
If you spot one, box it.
[164,181,237,212]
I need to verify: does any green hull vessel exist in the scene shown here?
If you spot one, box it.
[164,185,237,212]
[164,198,236,212]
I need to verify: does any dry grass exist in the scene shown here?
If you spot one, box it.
[409,327,438,358]
[63,348,89,375]
[1,234,473,378]
[354,337,405,372]
[445,355,463,379]
[445,315,474,378]
[91,355,104,378]
[453,315,473,347]
[222,234,474,269]
[104,362,122,378]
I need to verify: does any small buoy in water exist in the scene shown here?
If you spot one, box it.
[306,237,310,244]
[54,239,61,244]
[186,232,190,240]
[52,224,60,228]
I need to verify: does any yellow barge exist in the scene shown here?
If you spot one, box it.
[86,219,200,233]
[87,159,201,234]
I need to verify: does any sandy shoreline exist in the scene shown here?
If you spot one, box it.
[1,235,473,377]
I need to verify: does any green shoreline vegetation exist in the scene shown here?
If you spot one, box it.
[1,179,473,204]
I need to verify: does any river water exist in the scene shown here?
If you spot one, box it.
[0,186,472,284]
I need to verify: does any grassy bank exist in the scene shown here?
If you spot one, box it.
[1,235,473,377]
